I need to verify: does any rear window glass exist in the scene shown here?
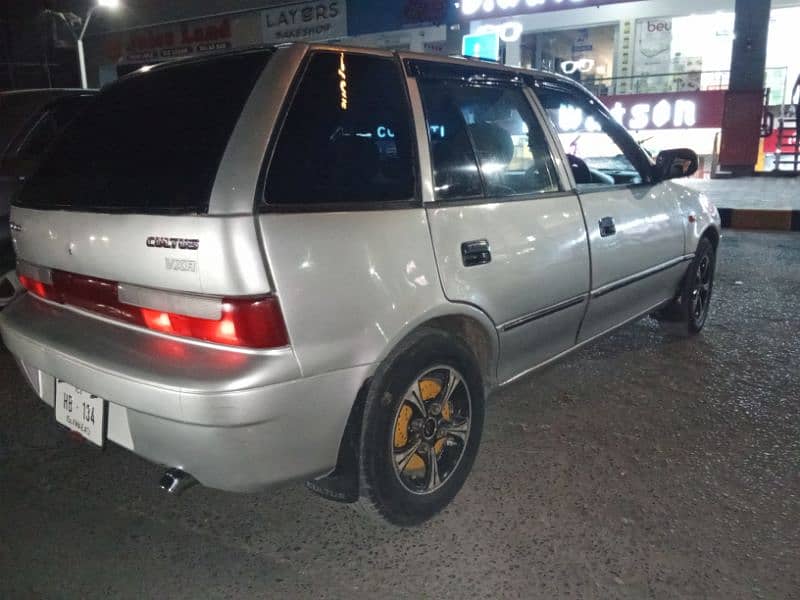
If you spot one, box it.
[16,51,270,214]
[264,52,416,206]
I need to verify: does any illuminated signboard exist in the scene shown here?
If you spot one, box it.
[556,92,726,132]
[458,0,640,20]
[599,91,726,131]
[608,98,698,129]
[475,21,523,42]
[462,31,500,61]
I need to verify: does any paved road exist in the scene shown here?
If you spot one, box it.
[1,231,798,599]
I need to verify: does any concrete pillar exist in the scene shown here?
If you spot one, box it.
[718,0,772,174]
[729,0,772,93]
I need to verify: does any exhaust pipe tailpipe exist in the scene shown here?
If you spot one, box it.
[159,468,197,496]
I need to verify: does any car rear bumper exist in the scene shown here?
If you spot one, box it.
[0,294,371,491]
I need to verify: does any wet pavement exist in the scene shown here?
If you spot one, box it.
[679,176,800,210]
[1,231,798,599]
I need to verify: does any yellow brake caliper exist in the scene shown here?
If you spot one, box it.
[394,378,449,475]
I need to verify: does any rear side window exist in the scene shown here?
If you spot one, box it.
[418,81,560,200]
[264,52,416,206]
[16,51,270,214]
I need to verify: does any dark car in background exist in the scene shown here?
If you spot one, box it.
[0,89,97,255]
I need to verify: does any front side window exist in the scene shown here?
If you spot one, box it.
[536,86,646,188]
[419,80,560,200]
[265,52,416,206]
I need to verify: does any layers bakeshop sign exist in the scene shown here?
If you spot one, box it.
[262,1,347,44]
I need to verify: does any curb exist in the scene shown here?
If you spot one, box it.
[718,208,800,231]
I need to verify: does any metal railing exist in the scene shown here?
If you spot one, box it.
[576,67,788,104]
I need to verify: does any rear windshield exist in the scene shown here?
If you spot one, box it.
[16,51,270,214]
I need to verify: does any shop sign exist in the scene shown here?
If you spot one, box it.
[475,21,523,42]
[600,91,726,130]
[404,0,449,25]
[262,1,347,44]
[124,18,234,62]
[458,0,639,20]
[560,58,594,75]
[462,31,501,61]
[111,13,263,65]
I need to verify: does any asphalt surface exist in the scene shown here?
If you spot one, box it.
[1,231,798,599]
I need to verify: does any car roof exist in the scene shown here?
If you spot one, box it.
[116,42,581,92]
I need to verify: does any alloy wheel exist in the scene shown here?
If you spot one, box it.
[690,254,712,326]
[390,366,471,495]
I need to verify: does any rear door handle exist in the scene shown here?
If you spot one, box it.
[461,239,491,267]
[599,216,616,237]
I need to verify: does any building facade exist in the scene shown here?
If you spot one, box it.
[460,0,799,173]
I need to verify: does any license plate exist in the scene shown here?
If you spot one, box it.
[55,380,105,447]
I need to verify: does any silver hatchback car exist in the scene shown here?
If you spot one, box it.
[1,44,720,525]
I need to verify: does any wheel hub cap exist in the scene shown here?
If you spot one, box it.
[390,367,472,495]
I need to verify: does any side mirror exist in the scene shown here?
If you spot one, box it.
[654,148,698,181]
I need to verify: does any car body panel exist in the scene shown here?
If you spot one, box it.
[209,43,305,216]
[425,197,590,383]
[577,182,688,340]
[2,296,367,491]
[257,208,453,378]
[10,208,271,296]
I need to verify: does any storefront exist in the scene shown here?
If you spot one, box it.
[460,0,800,174]
[85,1,349,85]
[84,0,459,88]
[342,0,455,54]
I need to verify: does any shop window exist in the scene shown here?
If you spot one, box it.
[632,14,734,95]
[419,81,559,199]
[265,52,415,206]
[536,86,644,188]
[522,25,617,95]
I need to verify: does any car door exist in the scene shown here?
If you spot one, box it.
[533,82,687,342]
[408,61,590,384]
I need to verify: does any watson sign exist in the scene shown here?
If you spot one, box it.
[459,0,639,19]
[601,91,726,131]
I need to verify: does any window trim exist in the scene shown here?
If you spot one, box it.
[257,50,422,213]
[422,189,578,209]
[416,77,564,205]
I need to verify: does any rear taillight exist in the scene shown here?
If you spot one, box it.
[17,265,288,349]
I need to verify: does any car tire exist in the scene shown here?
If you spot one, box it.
[354,328,485,527]
[655,237,716,335]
